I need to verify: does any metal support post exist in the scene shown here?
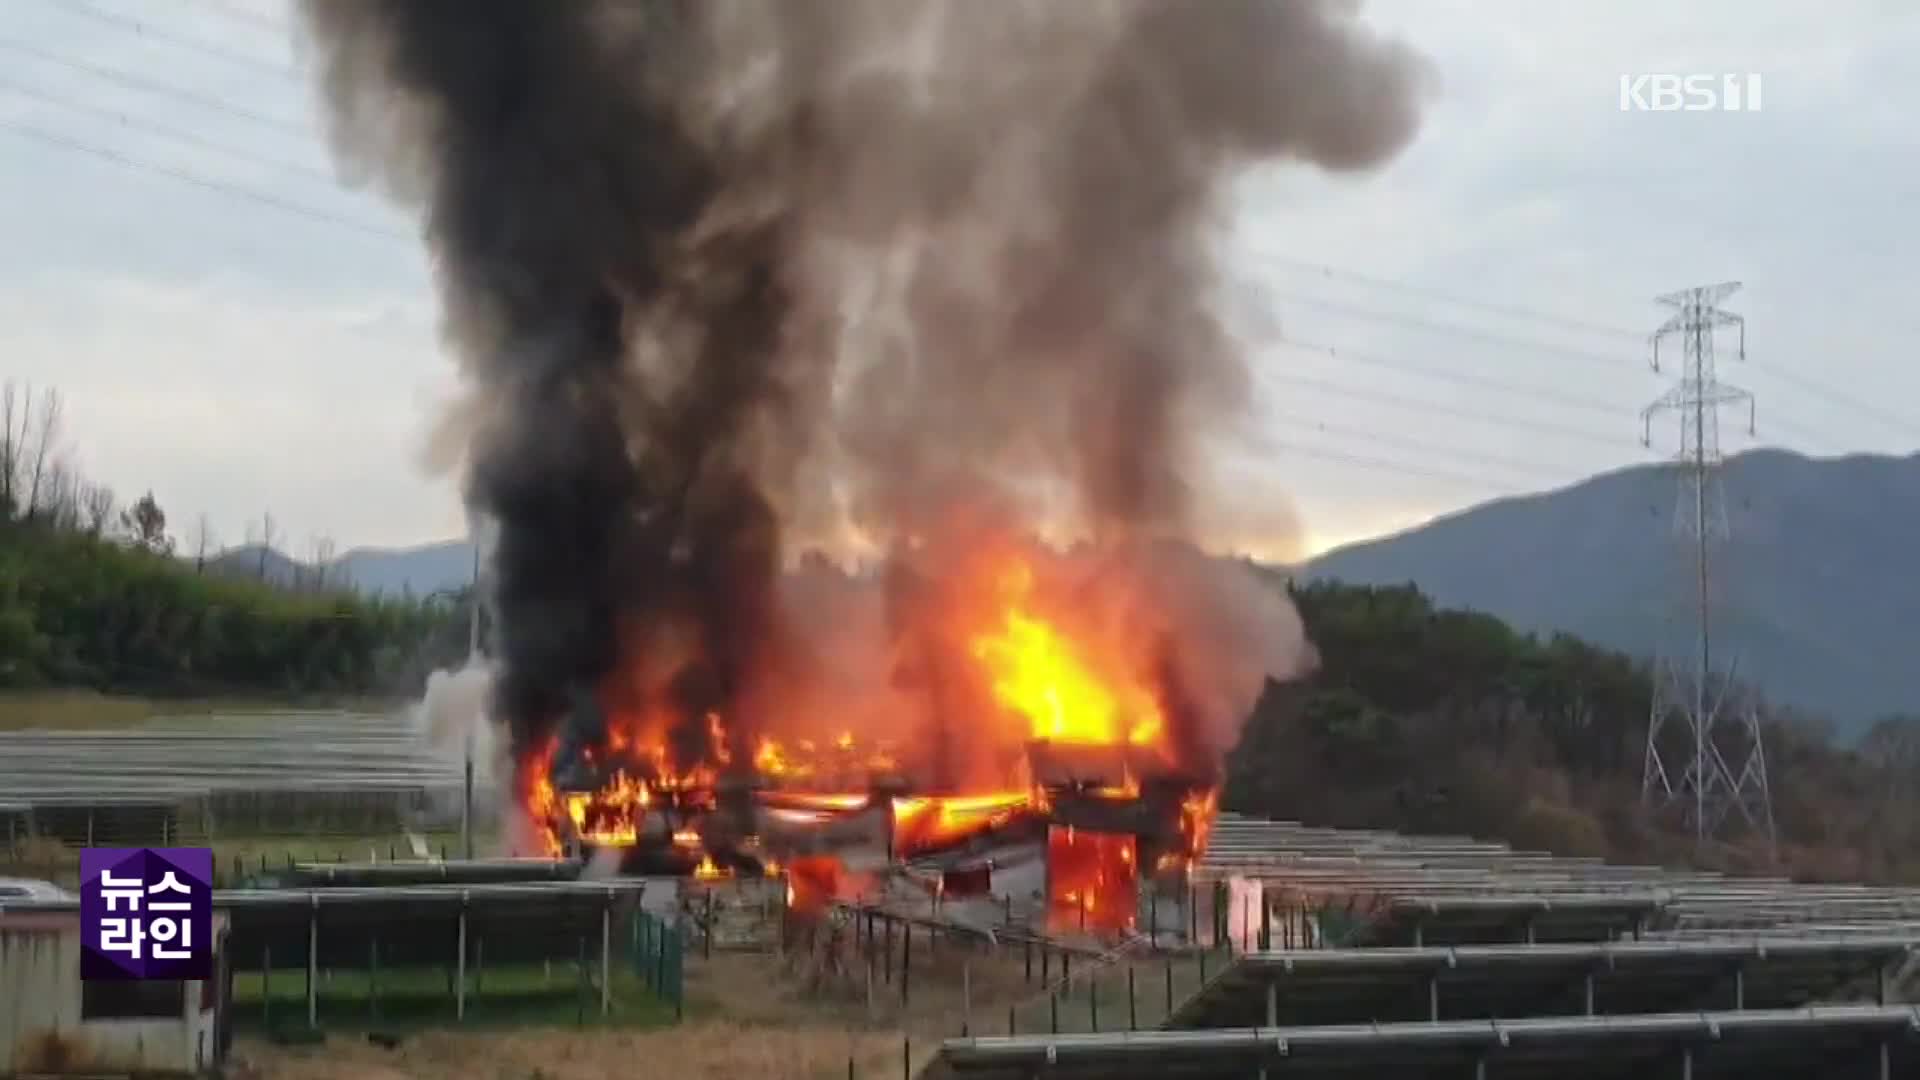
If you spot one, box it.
[962,961,971,1036]
[306,898,318,1028]
[456,900,468,1021]
[600,895,612,1017]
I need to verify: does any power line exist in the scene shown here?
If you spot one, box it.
[45,0,299,79]
[0,118,408,245]
[1240,261,1916,450]
[1271,334,1641,420]
[1259,409,1593,484]
[1244,265,1904,453]
[0,76,338,186]
[0,35,310,138]
[1256,364,1648,453]
[1238,248,1646,342]
[1259,438,1540,495]
[172,0,290,37]
[1258,285,1634,370]
[1743,355,1919,441]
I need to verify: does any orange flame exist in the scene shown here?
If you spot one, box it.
[1047,824,1138,933]
[514,542,1225,872]
[968,557,1165,753]
[892,791,1033,856]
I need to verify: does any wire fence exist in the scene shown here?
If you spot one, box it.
[631,906,686,1019]
[231,902,686,1037]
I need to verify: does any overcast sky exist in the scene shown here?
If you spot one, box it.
[2,0,1914,559]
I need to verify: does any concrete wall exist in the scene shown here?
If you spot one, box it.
[0,912,223,1076]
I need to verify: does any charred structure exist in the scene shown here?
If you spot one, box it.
[297,0,1429,885]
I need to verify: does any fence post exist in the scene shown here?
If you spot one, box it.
[575,936,587,1027]
[640,915,652,990]
[1128,966,1137,1029]
[656,917,668,995]
[900,921,912,1008]
[961,960,971,1036]
[1089,971,1098,1032]
[456,897,468,1022]
[307,896,319,1029]
[600,894,612,1017]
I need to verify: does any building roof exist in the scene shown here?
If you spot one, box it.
[1164,938,1913,1029]
[928,1006,1920,1080]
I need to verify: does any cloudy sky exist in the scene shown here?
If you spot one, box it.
[2,0,1914,559]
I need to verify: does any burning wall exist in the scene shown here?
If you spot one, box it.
[296,0,1430,854]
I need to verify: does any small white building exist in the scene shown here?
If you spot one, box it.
[0,906,229,1076]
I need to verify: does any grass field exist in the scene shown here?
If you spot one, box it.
[0,688,395,731]
[230,961,680,1033]
[235,950,1027,1080]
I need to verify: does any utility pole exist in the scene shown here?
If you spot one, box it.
[1637,281,1774,852]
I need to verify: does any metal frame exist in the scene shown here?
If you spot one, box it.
[933,1006,1920,1079]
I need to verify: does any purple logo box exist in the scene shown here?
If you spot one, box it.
[80,847,213,981]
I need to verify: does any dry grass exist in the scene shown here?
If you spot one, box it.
[239,1021,907,1080]
[0,689,395,732]
[234,943,1062,1080]
[0,689,157,731]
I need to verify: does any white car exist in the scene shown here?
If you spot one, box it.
[0,877,76,903]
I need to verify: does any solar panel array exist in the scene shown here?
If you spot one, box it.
[928,812,1920,1078]
[0,709,463,846]
[1197,812,1920,940]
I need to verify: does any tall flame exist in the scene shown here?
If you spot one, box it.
[969,558,1165,749]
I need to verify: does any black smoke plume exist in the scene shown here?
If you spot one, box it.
[297,0,1430,790]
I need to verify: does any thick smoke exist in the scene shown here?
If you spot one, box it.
[298,0,1428,781]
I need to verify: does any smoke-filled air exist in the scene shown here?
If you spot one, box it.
[297,0,1430,847]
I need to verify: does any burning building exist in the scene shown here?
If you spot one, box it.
[297,0,1428,929]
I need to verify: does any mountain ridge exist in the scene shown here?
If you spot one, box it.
[197,448,1916,732]
[1300,447,1920,735]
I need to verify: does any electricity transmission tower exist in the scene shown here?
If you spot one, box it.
[1637,282,1775,850]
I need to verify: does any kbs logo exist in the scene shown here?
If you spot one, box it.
[1619,73,1764,112]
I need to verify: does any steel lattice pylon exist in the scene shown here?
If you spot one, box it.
[1637,282,1775,851]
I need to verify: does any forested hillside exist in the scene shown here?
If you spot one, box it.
[0,523,458,697]
[1226,578,1920,883]
[1303,448,1920,734]
[0,383,462,698]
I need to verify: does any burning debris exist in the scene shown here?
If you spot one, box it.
[298,0,1428,914]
